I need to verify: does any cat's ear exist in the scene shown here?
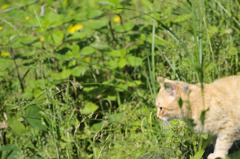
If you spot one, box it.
[164,82,177,96]
[183,86,189,92]
[157,76,164,81]
[157,76,174,88]
[157,76,164,88]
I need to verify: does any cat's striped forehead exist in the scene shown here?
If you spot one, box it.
[156,89,176,107]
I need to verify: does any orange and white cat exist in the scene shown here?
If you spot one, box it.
[156,76,240,159]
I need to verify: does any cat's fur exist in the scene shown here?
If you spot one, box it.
[156,76,240,159]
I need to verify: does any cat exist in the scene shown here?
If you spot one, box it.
[156,76,240,159]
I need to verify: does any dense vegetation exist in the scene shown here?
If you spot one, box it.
[0,0,239,158]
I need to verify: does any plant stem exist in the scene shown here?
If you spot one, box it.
[11,48,25,93]
[108,13,116,47]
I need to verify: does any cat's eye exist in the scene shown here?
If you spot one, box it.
[159,107,162,111]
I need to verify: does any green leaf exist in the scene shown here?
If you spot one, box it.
[200,108,209,125]
[113,25,125,32]
[92,121,107,131]
[120,49,126,57]
[113,21,135,33]
[178,98,183,108]
[83,86,98,92]
[86,8,103,18]
[68,44,80,58]
[80,46,95,55]
[0,59,13,71]
[99,0,120,6]
[0,144,23,159]
[21,87,33,99]
[85,19,108,29]
[105,50,122,57]
[126,80,142,87]
[60,69,72,79]
[29,80,44,89]
[188,118,196,128]
[173,14,191,23]
[116,83,128,92]
[105,95,116,101]
[72,44,80,52]
[123,21,135,31]
[67,32,87,40]
[141,34,169,45]
[25,106,47,131]
[208,26,219,36]
[106,60,118,69]
[74,12,87,21]
[118,58,127,68]
[9,10,26,19]
[109,113,124,123]
[91,42,109,50]
[51,69,72,80]
[8,117,26,136]
[71,65,88,77]
[33,88,43,99]
[127,55,143,67]
[80,102,99,115]
[20,36,37,45]
[45,30,63,45]
[46,11,63,25]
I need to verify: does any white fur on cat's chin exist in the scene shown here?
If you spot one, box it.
[158,118,170,128]
[158,116,167,121]
[163,120,170,128]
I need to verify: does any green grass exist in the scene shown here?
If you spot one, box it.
[0,0,240,158]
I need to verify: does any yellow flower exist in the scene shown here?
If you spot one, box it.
[40,36,45,42]
[113,16,121,23]
[1,51,9,57]
[75,23,84,30]
[68,23,84,34]
[0,26,3,31]
[83,57,91,62]
[68,25,75,34]
[1,4,9,10]
[25,16,30,20]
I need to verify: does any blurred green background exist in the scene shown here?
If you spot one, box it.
[0,0,239,158]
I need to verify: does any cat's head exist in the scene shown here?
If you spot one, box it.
[156,77,190,121]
